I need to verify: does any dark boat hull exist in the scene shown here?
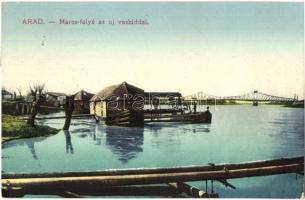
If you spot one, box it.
[185,111,212,123]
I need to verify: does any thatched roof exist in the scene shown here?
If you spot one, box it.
[74,90,94,101]
[90,82,144,102]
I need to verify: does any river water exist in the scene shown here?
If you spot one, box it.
[2,105,304,198]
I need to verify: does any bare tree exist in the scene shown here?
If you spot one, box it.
[17,86,22,98]
[27,84,46,126]
[63,95,75,130]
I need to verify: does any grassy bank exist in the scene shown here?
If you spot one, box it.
[2,115,60,143]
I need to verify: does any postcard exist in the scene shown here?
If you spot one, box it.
[1,1,304,198]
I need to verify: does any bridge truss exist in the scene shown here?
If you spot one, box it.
[185,90,296,102]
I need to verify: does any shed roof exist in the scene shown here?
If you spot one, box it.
[74,90,94,101]
[46,92,66,97]
[90,82,144,102]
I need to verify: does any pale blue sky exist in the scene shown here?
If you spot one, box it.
[2,2,304,98]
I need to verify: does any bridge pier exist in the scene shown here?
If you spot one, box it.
[253,101,258,106]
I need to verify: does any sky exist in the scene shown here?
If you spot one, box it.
[2,2,304,98]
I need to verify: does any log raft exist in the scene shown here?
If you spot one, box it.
[2,156,303,197]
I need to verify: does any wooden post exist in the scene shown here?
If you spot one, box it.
[21,103,25,115]
[205,180,208,191]
[217,179,236,189]
[16,103,19,112]
[63,95,75,130]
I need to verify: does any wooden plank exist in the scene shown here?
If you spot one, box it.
[3,156,303,179]
[2,163,303,189]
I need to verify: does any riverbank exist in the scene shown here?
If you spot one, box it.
[283,104,304,108]
[2,115,60,143]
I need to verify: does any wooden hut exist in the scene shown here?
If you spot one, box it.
[90,82,145,126]
[45,92,66,107]
[74,90,94,114]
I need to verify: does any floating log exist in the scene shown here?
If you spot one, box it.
[3,156,303,179]
[167,182,209,198]
[2,163,303,190]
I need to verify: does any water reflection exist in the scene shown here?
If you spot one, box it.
[146,123,211,134]
[105,126,144,164]
[95,124,104,145]
[3,137,47,160]
[26,140,38,159]
[188,127,210,133]
[268,112,304,159]
[64,130,74,154]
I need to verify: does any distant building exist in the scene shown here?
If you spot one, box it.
[73,90,94,114]
[2,88,13,100]
[46,92,66,107]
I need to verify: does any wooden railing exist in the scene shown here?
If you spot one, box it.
[2,156,303,197]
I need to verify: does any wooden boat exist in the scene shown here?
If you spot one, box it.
[184,111,212,123]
